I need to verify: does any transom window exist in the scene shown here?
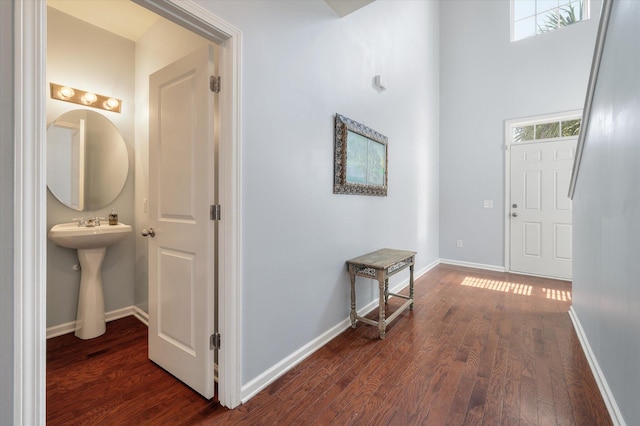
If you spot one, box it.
[512,117,581,142]
[512,0,590,41]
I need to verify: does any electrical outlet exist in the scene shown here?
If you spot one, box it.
[456,240,463,248]
[483,200,493,208]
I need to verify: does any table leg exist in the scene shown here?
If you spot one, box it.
[349,265,357,328]
[384,278,389,303]
[409,261,415,310]
[378,275,386,339]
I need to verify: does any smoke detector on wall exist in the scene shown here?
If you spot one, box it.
[374,75,387,91]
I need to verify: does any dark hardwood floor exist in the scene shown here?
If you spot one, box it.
[47,264,612,425]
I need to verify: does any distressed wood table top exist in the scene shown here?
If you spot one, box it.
[346,248,417,270]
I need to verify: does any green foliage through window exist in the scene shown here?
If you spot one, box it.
[536,122,560,139]
[513,118,580,142]
[513,0,588,41]
[538,1,584,33]
[561,119,581,136]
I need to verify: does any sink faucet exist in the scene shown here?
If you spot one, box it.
[73,217,106,227]
[86,217,106,227]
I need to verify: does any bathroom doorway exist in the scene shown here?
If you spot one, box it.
[35,0,242,415]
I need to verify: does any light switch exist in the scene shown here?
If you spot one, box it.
[483,200,493,208]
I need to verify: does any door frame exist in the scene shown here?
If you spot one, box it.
[13,0,242,422]
[504,110,581,278]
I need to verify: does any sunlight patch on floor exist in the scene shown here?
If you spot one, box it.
[461,276,532,296]
[543,288,571,301]
[460,277,572,301]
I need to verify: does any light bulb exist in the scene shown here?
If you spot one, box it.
[82,92,97,104]
[104,98,119,110]
[58,87,74,99]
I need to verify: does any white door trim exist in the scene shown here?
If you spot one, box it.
[14,1,47,424]
[14,0,243,421]
[504,110,581,278]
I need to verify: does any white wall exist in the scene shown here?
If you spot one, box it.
[573,1,640,423]
[439,0,602,268]
[0,0,14,423]
[198,0,440,383]
[46,8,136,327]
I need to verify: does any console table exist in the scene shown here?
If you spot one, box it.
[346,248,416,339]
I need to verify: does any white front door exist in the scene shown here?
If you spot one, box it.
[509,139,576,280]
[147,45,217,399]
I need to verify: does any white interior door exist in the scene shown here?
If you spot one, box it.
[510,139,576,280]
[147,45,216,399]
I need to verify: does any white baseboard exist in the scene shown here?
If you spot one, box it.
[46,305,149,339]
[568,307,626,426]
[417,258,440,278]
[240,259,438,403]
[439,258,572,281]
[132,305,149,325]
[439,258,506,273]
[240,314,352,403]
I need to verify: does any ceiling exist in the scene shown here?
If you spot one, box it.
[325,0,375,17]
[48,0,377,40]
[47,0,159,41]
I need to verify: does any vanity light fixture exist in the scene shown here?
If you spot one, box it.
[50,83,122,113]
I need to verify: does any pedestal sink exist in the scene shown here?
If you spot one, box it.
[48,222,132,339]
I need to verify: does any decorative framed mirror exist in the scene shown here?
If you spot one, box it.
[333,113,388,196]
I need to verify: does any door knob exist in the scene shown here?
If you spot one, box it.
[141,228,155,237]
[511,213,518,217]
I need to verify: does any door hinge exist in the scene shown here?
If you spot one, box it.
[210,204,221,221]
[210,332,221,350]
[210,75,221,93]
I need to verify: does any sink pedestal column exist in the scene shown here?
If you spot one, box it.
[75,247,107,339]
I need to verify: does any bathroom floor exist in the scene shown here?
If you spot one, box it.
[46,316,221,425]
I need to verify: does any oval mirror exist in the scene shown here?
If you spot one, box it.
[47,110,129,211]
